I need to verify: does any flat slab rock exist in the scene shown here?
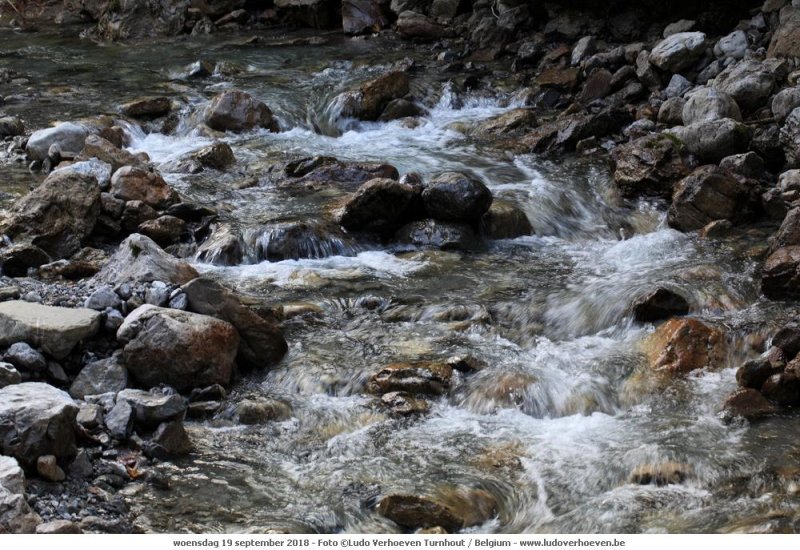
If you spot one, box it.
[0,301,101,359]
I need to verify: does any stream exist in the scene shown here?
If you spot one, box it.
[1,28,800,534]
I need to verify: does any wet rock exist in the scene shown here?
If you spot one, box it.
[104,400,134,440]
[380,391,429,416]
[3,342,46,373]
[252,221,354,261]
[736,357,785,390]
[35,520,82,534]
[194,141,235,169]
[474,109,537,137]
[337,71,410,121]
[182,277,288,369]
[762,246,800,299]
[120,97,171,119]
[761,372,800,407]
[187,401,220,418]
[682,88,742,125]
[395,11,452,40]
[117,305,239,391]
[571,36,596,66]
[195,224,244,266]
[95,234,199,286]
[0,116,24,138]
[723,388,778,420]
[0,171,101,259]
[25,122,87,162]
[376,494,462,531]
[396,219,478,250]
[771,87,800,123]
[138,215,186,246]
[117,389,186,428]
[0,363,21,389]
[204,90,278,133]
[668,165,755,232]
[278,156,399,190]
[69,356,128,399]
[478,199,532,239]
[422,172,492,224]
[232,398,292,424]
[712,59,775,111]
[339,178,420,233]
[36,455,65,482]
[0,244,50,277]
[342,0,390,35]
[0,382,78,469]
[631,288,690,323]
[610,134,691,199]
[0,301,100,359]
[773,322,800,358]
[145,420,192,458]
[649,32,706,73]
[668,118,751,162]
[698,219,734,239]
[644,318,727,375]
[378,98,424,122]
[767,5,800,58]
[368,361,453,396]
[629,462,690,485]
[80,135,140,173]
[110,166,178,209]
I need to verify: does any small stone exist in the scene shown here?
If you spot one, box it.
[36,455,65,482]
[144,420,193,459]
[84,286,122,311]
[0,362,22,388]
[3,342,46,372]
[76,404,104,430]
[104,400,134,440]
[232,398,291,425]
[380,391,429,416]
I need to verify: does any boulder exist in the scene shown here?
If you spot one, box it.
[117,305,239,391]
[771,87,800,123]
[145,420,193,458]
[195,225,244,266]
[767,5,800,58]
[69,356,128,399]
[120,97,171,119]
[769,206,800,253]
[643,318,727,375]
[116,389,186,428]
[231,398,291,424]
[80,135,141,173]
[610,134,691,198]
[712,59,775,111]
[339,178,420,233]
[422,172,492,223]
[378,98,425,122]
[682,88,742,125]
[478,199,533,239]
[0,301,100,359]
[377,489,496,532]
[0,383,78,469]
[25,122,88,162]
[395,11,452,40]
[110,166,178,209]
[104,400,134,440]
[337,71,410,121]
[181,277,288,369]
[0,244,50,277]
[762,246,800,299]
[342,0,390,34]
[474,109,537,137]
[204,90,278,133]
[631,288,690,322]
[251,221,354,261]
[380,391,429,416]
[648,32,707,73]
[669,118,751,162]
[396,219,478,250]
[761,372,800,407]
[367,361,453,396]
[718,152,766,180]
[138,215,186,246]
[736,357,784,390]
[194,142,235,169]
[0,171,101,259]
[3,343,46,373]
[667,165,755,232]
[714,30,748,60]
[95,234,198,286]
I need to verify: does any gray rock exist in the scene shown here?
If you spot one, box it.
[36,520,82,534]
[0,382,78,469]
[668,165,756,231]
[663,19,695,38]
[0,301,101,359]
[571,36,596,66]
[714,30,748,60]
[67,449,93,480]
[342,0,390,34]
[104,309,124,333]
[117,389,186,428]
[117,305,239,391]
[95,234,198,287]
[84,286,121,311]
[51,159,112,191]
[669,118,751,162]
[195,224,244,266]
[713,59,775,111]
[658,97,687,125]
[104,400,133,440]
[664,74,691,98]
[36,455,65,482]
[25,122,88,162]
[3,342,46,373]
[773,87,800,124]
[422,172,493,224]
[0,362,21,388]
[203,90,277,133]
[0,456,24,495]
[635,50,661,90]
[0,485,40,533]
[144,281,170,306]
[69,356,128,399]
[682,88,742,125]
[780,107,800,167]
[719,152,766,180]
[145,420,193,458]
[76,403,103,429]
[396,219,478,251]
[649,32,707,73]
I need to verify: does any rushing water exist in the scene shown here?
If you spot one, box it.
[1,27,800,534]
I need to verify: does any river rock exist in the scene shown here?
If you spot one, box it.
[478,199,533,239]
[378,98,424,122]
[95,234,198,286]
[718,152,766,180]
[610,134,691,198]
[110,166,178,209]
[649,32,706,73]
[780,107,800,167]
[773,322,800,358]
[380,391,429,416]
[768,5,800,58]
[3,343,46,373]
[422,172,492,223]
[339,178,420,233]
[278,156,399,190]
[194,142,235,169]
[138,215,186,246]
[69,356,128,399]
[120,97,171,119]
[714,30,748,60]
[682,88,742,125]
[204,90,278,133]
[0,301,100,359]
[232,398,292,424]
[181,277,288,369]
[0,477,40,533]
[0,116,24,138]
[25,122,88,162]
[368,361,453,395]
[0,244,50,277]
[342,0,389,34]
[80,135,141,173]
[761,372,800,407]
[395,11,452,40]
[145,420,193,458]
[712,59,775,111]
[667,165,755,232]
[377,493,462,531]
[195,224,244,266]
[117,389,186,428]
[629,461,690,485]
[396,219,478,250]
[36,455,65,482]
[658,97,686,126]
[252,221,354,261]
[643,318,727,375]
[338,71,410,121]
[762,246,800,299]
[769,206,800,253]
[0,171,101,259]
[0,363,21,389]
[474,109,537,137]
[669,118,751,162]
[104,400,134,440]
[631,288,690,322]
[117,305,239,391]
[736,357,785,390]
[76,403,103,429]
[0,456,24,495]
[772,87,800,124]
[723,388,778,420]
[0,382,78,469]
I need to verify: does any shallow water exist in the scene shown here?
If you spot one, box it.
[1,26,799,534]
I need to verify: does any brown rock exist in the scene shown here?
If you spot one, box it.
[137,215,186,246]
[631,288,690,322]
[768,6,800,58]
[667,165,755,232]
[111,166,178,209]
[339,178,420,233]
[368,362,453,396]
[762,246,800,300]
[35,456,65,482]
[610,134,691,199]
[536,67,580,90]
[204,90,278,133]
[120,97,171,119]
[380,391,429,416]
[479,199,533,239]
[723,388,778,420]
[643,318,727,375]
[630,461,691,485]
[80,134,141,172]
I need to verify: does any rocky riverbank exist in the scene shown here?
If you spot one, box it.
[1,0,800,535]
